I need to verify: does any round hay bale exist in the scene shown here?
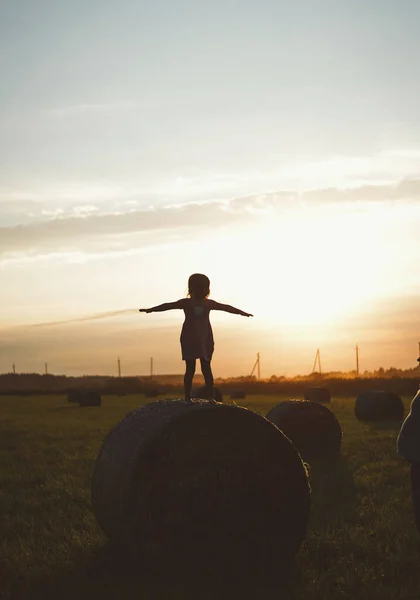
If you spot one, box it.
[266,399,342,459]
[355,390,404,421]
[78,390,102,407]
[304,387,331,404]
[230,390,247,400]
[67,390,81,403]
[193,385,223,403]
[91,399,311,582]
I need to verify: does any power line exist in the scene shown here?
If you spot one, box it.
[250,352,261,379]
[356,344,359,375]
[312,348,322,374]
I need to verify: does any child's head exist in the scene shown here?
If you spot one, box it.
[188,273,210,300]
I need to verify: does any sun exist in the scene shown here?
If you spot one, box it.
[219,208,389,329]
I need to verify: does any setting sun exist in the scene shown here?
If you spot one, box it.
[213,205,394,329]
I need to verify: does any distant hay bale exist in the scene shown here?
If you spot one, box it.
[91,399,311,582]
[193,386,223,403]
[67,391,81,403]
[355,390,404,421]
[266,399,342,459]
[304,387,331,404]
[78,391,102,407]
[230,390,247,400]
[67,390,101,406]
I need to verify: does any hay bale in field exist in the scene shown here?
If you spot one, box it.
[304,387,331,404]
[397,390,420,463]
[193,385,223,403]
[230,390,246,400]
[266,399,342,459]
[91,399,311,582]
[67,390,81,403]
[355,390,404,421]
[144,389,159,398]
[78,390,102,407]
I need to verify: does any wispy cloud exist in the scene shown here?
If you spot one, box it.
[40,205,99,218]
[23,308,139,329]
[1,179,420,260]
[228,179,420,218]
[0,202,250,258]
[2,146,420,224]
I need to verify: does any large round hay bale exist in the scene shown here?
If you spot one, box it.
[67,390,81,403]
[91,399,311,582]
[355,390,404,421]
[230,390,247,400]
[78,390,102,407]
[266,399,342,459]
[193,385,223,403]
[304,387,331,404]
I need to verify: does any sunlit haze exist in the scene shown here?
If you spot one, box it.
[1,0,420,377]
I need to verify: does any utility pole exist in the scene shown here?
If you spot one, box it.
[150,357,154,378]
[250,352,261,379]
[45,363,48,375]
[12,363,15,374]
[312,349,322,374]
[356,344,359,375]
[117,357,121,378]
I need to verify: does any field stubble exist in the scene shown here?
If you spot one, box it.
[0,394,419,599]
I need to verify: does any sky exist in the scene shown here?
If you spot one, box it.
[1,0,420,377]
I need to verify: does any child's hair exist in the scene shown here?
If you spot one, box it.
[188,273,210,300]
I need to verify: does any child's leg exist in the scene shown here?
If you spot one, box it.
[411,462,420,534]
[184,359,196,401]
[200,359,214,400]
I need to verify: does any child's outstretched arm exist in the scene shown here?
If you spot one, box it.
[139,300,184,314]
[210,301,253,317]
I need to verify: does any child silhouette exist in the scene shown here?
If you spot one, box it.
[139,273,253,401]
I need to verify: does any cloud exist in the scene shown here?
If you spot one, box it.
[1,178,419,260]
[303,178,420,204]
[22,308,140,329]
[237,178,420,209]
[40,205,98,217]
[0,201,251,258]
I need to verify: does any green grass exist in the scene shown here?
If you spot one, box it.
[0,393,419,599]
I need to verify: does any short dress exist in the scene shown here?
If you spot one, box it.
[179,298,215,361]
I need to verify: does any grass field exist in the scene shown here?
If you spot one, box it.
[1,393,419,600]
